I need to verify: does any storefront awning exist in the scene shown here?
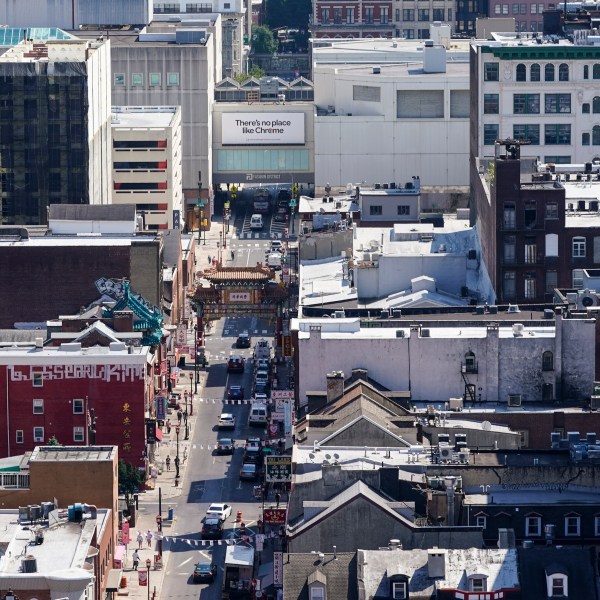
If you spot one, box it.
[105,569,122,592]
[155,428,163,442]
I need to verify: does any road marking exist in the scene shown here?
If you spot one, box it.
[179,557,194,566]
[237,481,242,490]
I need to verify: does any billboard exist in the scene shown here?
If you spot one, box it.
[222,113,305,145]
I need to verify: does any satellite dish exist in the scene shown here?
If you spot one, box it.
[333,453,340,460]
[481,420,492,431]
[325,454,332,460]
[322,459,330,465]
[309,453,315,460]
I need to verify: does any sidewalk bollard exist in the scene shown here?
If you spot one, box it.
[168,506,174,520]
[236,510,242,523]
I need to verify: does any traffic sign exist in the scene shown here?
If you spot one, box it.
[289,200,297,208]
[265,456,292,482]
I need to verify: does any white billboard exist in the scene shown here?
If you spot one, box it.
[222,113,305,145]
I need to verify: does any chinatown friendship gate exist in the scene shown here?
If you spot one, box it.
[188,264,290,357]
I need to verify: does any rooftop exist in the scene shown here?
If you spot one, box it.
[29,446,117,463]
[465,486,600,505]
[0,39,104,63]
[0,28,77,48]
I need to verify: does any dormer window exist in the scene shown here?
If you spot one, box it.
[545,564,568,598]
[308,570,327,600]
[468,574,488,592]
[389,574,409,600]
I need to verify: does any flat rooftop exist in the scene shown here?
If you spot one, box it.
[465,486,600,505]
[330,61,469,79]
[112,106,178,128]
[29,446,117,462]
[0,39,103,63]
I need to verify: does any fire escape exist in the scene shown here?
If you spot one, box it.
[461,352,478,403]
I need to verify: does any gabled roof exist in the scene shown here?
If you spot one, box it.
[215,77,240,89]
[73,321,120,345]
[317,414,410,447]
[283,553,357,600]
[289,76,313,88]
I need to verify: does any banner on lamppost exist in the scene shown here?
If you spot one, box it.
[273,552,283,587]
[138,570,148,586]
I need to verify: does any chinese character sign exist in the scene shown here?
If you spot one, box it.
[265,456,292,483]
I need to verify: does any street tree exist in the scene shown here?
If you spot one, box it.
[118,459,144,504]
[251,25,277,55]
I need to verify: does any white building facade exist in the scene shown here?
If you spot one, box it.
[313,39,470,193]
[293,314,595,406]
[472,33,600,165]
[111,106,183,230]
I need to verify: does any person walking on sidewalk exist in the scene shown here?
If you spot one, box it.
[230,249,235,261]
[136,531,143,549]
[165,456,171,471]
[132,549,140,571]
[208,255,211,264]
[177,409,182,425]
[146,530,153,548]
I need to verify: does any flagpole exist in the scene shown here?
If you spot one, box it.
[85,395,89,446]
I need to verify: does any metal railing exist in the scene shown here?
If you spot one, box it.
[0,472,30,488]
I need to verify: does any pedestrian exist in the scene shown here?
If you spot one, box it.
[231,249,235,261]
[146,530,153,547]
[177,409,182,424]
[165,456,171,471]
[136,531,143,549]
[275,492,281,508]
[166,421,171,434]
[208,255,211,264]
[183,447,188,463]
[183,408,188,424]
[132,549,140,571]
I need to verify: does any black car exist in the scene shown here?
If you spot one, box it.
[201,517,224,540]
[216,438,235,455]
[193,562,217,583]
[278,189,292,203]
[236,332,251,348]
[244,447,263,465]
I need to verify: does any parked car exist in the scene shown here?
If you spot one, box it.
[206,503,232,521]
[244,447,263,465]
[227,385,244,400]
[278,189,292,203]
[253,381,269,396]
[193,562,217,583]
[236,332,251,348]
[201,518,224,540]
[253,392,269,404]
[216,438,235,454]
[218,413,236,429]
[273,207,289,223]
[246,437,264,448]
[240,463,258,481]
[254,358,271,372]
[227,355,245,373]
[270,240,284,253]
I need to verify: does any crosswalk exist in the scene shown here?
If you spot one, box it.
[238,231,283,240]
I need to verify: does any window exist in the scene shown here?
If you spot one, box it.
[397,206,410,215]
[583,103,590,114]
[545,63,555,81]
[551,577,565,596]
[512,2,519,13]
[381,7,389,23]
[594,97,600,113]
[392,582,407,600]
[504,272,516,299]
[447,8,452,20]
[73,399,84,414]
[504,202,516,229]
[516,63,526,81]
[594,126,600,146]
[333,7,342,23]
[526,515,541,536]
[484,93,499,114]
[418,28,430,39]
[370,206,383,216]
[584,64,589,79]
[525,237,536,263]
[594,64,600,79]
[573,236,586,258]
[33,372,43,387]
[545,155,571,164]
[450,90,469,117]
[573,269,584,289]
[15,430,23,444]
[131,73,143,86]
[433,8,445,20]
[504,236,516,264]
[309,586,325,600]
[542,350,554,371]
[418,8,430,20]
[476,515,487,528]
[530,63,540,81]
[513,93,540,114]
[594,515,600,536]
[33,427,44,443]
[470,577,486,592]
[525,200,537,229]
[545,93,571,113]
[364,7,374,23]
[149,73,161,86]
[545,124,571,145]
[73,426,85,443]
[397,90,443,118]
[545,203,558,220]
[565,515,580,536]
[546,270,557,293]
[525,274,536,299]
[114,73,125,86]
[583,132,591,146]
[559,63,569,81]
[513,124,540,145]
[167,72,179,86]
[484,124,499,145]
[403,9,415,20]
[403,29,415,39]
[353,85,381,102]
[33,399,44,414]
[346,7,355,23]
[321,7,330,23]
[484,62,499,81]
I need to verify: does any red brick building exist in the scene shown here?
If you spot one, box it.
[0,343,150,467]
[311,0,394,38]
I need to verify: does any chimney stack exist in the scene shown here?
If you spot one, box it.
[326,371,345,403]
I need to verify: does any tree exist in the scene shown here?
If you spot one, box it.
[265,0,311,30]
[118,459,144,503]
[47,436,61,446]
[234,66,266,83]
[251,26,277,55]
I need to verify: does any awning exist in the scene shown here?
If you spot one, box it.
[155,428,163,441]
[105,569,122,592]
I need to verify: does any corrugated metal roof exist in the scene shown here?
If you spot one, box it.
[49,204,137,221]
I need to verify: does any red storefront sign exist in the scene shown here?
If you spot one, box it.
[263,508,287,525]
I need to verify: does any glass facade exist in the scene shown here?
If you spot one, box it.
[217,149,309,172]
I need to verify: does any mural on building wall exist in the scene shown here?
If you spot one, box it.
[9,365,144,382]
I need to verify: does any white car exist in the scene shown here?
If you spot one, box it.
[218,413,236,429]
[206,503,232,521]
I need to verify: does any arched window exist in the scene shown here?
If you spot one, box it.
[594,97,600,113]
[584,65,589,79]
[594,126,600,145]
[545,64,555,81]
[516,63,527,81]
[583,103,590,114]
[559,63,569,81]
[542,351,554,371]
[594,64,600,79]
[530,63,540,81]
[583,132,591,145]
[464,351,477,373]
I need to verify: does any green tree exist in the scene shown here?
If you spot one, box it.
[251,25,277,55]
[118,459,144,503]
[234,66,266,83]
[265,0,311,30]
[47,436,61,446]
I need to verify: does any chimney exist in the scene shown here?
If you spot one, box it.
[427,548,446,578]
[445,476,456,525]
[326,371,344,402]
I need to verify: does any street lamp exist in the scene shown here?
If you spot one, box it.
[156,514,163,556]
[175,426,181,478]
[145,558,152,600]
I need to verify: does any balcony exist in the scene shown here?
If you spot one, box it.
[0,472,30,489]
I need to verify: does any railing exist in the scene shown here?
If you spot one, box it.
[461,362,478,374]
[0,472,30,488]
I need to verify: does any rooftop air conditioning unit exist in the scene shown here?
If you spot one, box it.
[507,304,520,313]
[439,447,452,461]
[458,449,470,463]
[578,291,600,308]
[508,394,522,407]
[396,330,405,338]
[421,328,430,337]
[591,396,600,411]
[334,311,345,318]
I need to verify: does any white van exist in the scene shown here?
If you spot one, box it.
[266,253,282,270]
[248,402,268,426]
[250,214,264,230]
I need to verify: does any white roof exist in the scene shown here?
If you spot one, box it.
[225,544,254,566]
